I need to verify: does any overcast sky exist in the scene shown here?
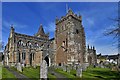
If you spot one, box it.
[2,2,118,55]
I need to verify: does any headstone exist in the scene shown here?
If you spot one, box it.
[22,63,25,68]
[76,67,82,78]
[67,66,70,73]
[17,63,22,72]
[100,63,104,68]
[33,64,36,68]
[82,63,89,71]
[33,63,36,68]
[40,60,48,79]
[63,66,67,72]
[73,65,76,70]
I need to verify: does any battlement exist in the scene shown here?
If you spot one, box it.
[56,9,82,25]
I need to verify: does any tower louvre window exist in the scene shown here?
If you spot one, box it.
[76,29,79,34]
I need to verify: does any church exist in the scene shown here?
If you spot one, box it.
[4,9,97,67]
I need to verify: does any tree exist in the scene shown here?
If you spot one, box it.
[104,2,120,67]
[104,2,120,49]
[0,41,4,51]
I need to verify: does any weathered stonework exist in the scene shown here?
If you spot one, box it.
[4,9,97,67]
[4,25,49,67]
[55,9,86,65]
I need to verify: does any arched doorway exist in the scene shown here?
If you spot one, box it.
[44,56,49,66]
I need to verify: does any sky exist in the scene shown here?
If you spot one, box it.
[2,2,118,55]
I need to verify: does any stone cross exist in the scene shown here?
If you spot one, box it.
[40,60,48,79]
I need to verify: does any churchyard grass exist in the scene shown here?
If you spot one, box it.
[11,66,56,79]
[82,67,120,79]
[55,67,120,79]
[2,67,16,79]
[22,67,40,79]
[55,68,76,78]
[48,73,56,79]
[10,66,120,79]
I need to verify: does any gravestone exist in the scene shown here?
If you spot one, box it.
[17,63,22,72]
[33,64,36,68]
[21,63,25,68]
[100,63,104,68]
[73,65,76,70]
[76,67,82,78]
[63,66,67,72]
[40,60,48,79]
[82,63,89,71]
[67,66,70,73]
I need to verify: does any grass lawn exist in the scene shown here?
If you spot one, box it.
[55,67,120,79]
[70,67,120,79]
[82,67,120,79]
[10,66,120,79]
[2,67,17,79]
[48,73,56,80]
[55,68,76,79]
[12,66,56,79]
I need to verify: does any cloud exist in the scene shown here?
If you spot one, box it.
[96,43,118,55]
[44,22,55,33]
[3,20,28,30]
[86,18,94,26]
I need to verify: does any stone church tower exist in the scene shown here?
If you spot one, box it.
[55,9,86,66]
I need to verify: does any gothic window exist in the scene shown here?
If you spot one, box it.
[33,53,35,60]
[21,41,24,46]
[18,51,20,62]
[35,43,39,48]
[26,41,32,48]
[22,52,26,60]
[18,40,24,46]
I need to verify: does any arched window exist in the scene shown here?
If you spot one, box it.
[35,43,39,48]
[26,41,32,48]
[17,50,21,62]
[18,40,24,46]
[22,52,26,60]
[33,53,35,60]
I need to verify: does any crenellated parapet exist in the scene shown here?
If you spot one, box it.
[87,44,97,65]
[55,8,82,25]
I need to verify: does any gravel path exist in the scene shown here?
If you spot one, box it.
[48,67,69,80]
[5,66,30,80]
